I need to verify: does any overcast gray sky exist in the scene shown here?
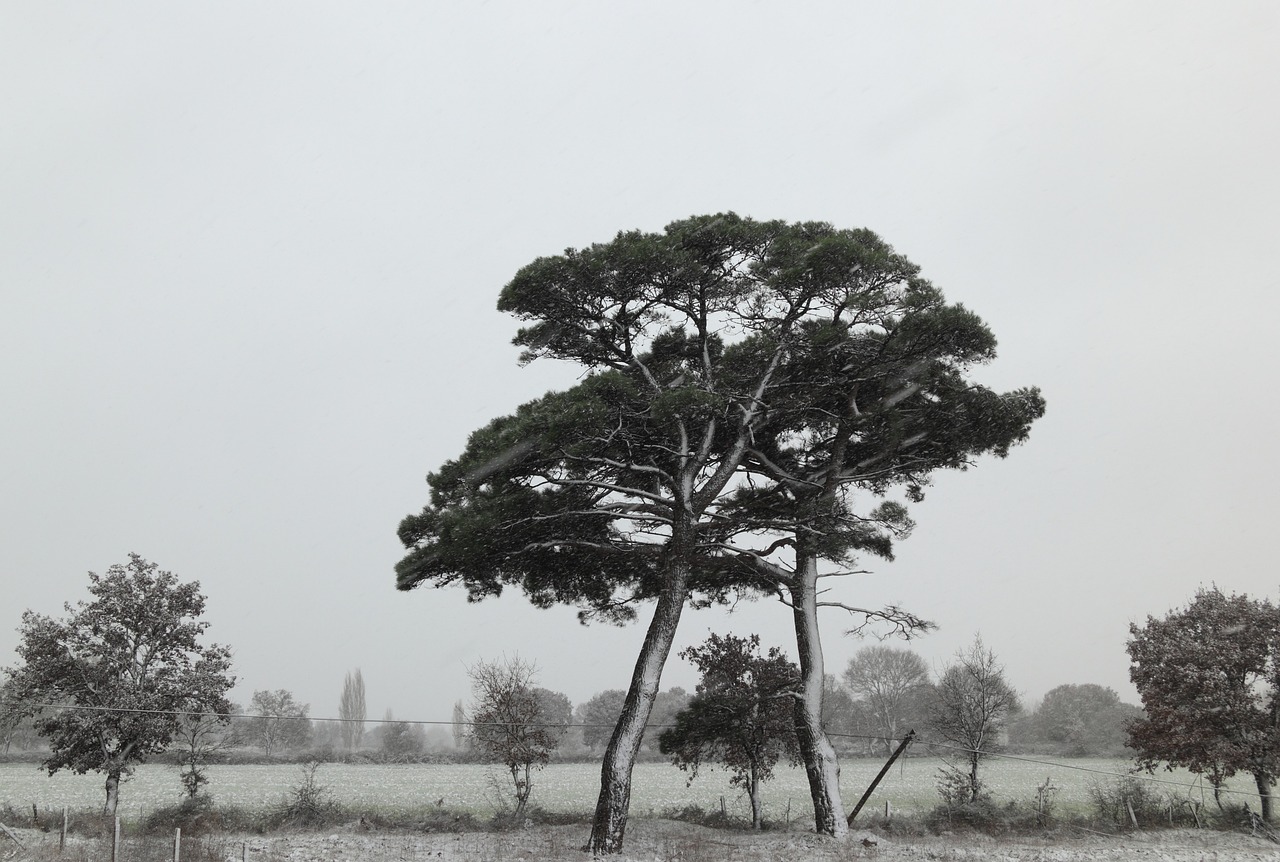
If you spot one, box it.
[3,2,1278,727]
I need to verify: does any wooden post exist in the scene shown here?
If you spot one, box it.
[1125,799,1138,828]
[719,796,727,818]
[60,806,67,852]
[174,826,181,862]
[112,815,121,862]
[242,841,248,862]
[848,730,916,826]
[0,823,25,849]
[884,800,892,823]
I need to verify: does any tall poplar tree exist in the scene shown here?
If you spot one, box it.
[339,668,366,752]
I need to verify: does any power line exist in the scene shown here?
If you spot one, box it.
[25,702,1266,801]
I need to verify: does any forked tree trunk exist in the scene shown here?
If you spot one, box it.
[588,561,690,854]
[789,554,848,837]
[103,769,121,817]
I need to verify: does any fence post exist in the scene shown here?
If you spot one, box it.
[111,815,121,862]
[60,806,67,852]
[174,826,181,862]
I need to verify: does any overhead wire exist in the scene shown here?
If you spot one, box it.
[23,701,1266,801]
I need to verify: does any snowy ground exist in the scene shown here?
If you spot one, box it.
[7,821,1279,862]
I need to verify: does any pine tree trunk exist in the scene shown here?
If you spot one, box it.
[789,554,848,837]
[588,559,690,854]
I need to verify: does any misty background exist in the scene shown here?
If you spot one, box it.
[2,2,1278,726]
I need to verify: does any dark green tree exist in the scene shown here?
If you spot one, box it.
[1128,588,1280,820]
[708,229,1044,830]
[1016,684,1141,757]
[5,554,234,815]
[379,711,424,761]
[659,633,799,829]
[396,214,1043,850]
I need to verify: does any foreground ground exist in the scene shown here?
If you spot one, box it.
[7,821,1279,862]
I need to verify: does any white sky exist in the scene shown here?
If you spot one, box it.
[3,2,1278,726]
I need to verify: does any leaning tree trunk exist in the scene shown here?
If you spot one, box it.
[789,553,848,837]
[588,559,690,854]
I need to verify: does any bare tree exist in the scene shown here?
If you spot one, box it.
[248,689,311,757]
[172,704,235,798]
[843,646,930,755]
[338,669,366,753]
[928,636,1020,804]
[468,656,560,819]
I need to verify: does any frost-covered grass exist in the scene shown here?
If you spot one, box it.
[0,757,1251,825]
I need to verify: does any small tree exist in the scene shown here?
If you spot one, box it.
[929,636,1020,805]
[843,646,930,755]
[248,689,311,756]
[1127,588,1280,820]
[380,710,423,761]
[659,634,799,829]
[172,702,236,798]
[338,669,366,753]
[4,554,234,815]
[468,656,560,818]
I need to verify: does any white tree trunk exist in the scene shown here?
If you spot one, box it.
[588,561,690,854]
[790,554,848,837]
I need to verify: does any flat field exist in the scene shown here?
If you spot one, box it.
[0,757,1250,824]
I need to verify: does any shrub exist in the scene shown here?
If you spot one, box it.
[1087,775,1196,829]
[261,760,340,828]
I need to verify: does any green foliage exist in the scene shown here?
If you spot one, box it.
[380,716,424,761]
[1127,588,1280,820]
[659,634,798,829]
[1013,684,1141,757]
[5,554,234,815]
[396,212,1045,849]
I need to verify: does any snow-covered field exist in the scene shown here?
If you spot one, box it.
[6,821,1278,862]
[0,757,1249,824]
